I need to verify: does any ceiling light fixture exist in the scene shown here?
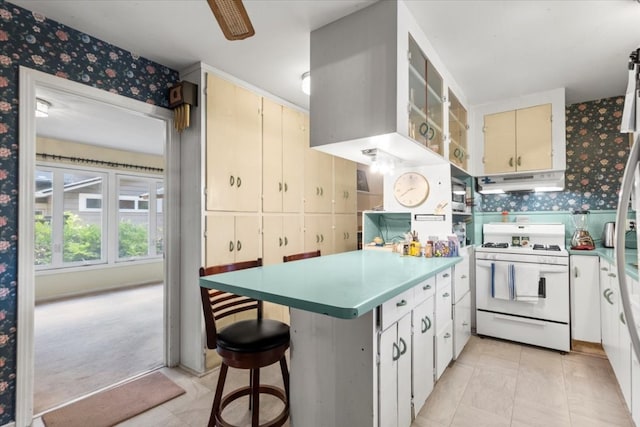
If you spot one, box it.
[301,71,310,95]
[361,148,398,175]
[207,0,255,40]
[35,98,51,118]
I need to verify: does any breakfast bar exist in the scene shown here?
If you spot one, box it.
[200,250,461,427]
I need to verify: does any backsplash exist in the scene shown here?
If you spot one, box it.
[478,96,630,212]
[0,2,179,423]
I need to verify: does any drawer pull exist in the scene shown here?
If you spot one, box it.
[422,284,432,290]
[442,292,450,298]
[601,267,609,271]
[621,312,626,325]
[396,299,408,307]
[462,321,469,326]
[444,333,451,339]
[442,273,450,278]
[460,275,467,279]
[421,316,432,333]
[608,272,617,278]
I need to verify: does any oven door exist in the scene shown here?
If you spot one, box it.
[476,259,569,323]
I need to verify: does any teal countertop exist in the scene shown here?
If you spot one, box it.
[568,246,638,280]
[200,250,461,319]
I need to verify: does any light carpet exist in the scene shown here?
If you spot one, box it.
[41,371,185,427]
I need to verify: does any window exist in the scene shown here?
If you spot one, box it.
[34,164,163,270]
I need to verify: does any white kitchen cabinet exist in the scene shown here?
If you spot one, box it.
[205,214,259,265]
[304,215,333,255]
[570,255,601,343]
[453,247,470,302]
[618,308,631,410]
[262,100,305,213]
[333,214,357,254]
[453,292,471,360]
[379,312,412,427]
[435,269,453,379]
[412,293,435,414]
[205,73,261,212]
[304,145,333,214]
[262,215,302,266]
[600,260,619,364]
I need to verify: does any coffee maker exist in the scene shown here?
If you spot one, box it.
[570,210,595,250]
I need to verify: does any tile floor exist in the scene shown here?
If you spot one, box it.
[33,335,634,427]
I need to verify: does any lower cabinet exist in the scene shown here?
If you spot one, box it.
[205,214,259,265]
[379,312,412,427]
[453,292,471,360]
[304,214,333,255]
[435,269,453,380]
[412,295,435,414]
[570,255,601,343]
[262,215,302,266]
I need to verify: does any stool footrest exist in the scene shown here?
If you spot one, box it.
[216,384,288,427]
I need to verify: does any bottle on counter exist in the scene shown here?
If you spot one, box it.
[501,211,509,222]
[425,240,433,258]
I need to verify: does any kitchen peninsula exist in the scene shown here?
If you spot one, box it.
[200,250,461,426]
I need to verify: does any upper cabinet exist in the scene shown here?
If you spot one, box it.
[408,35,444,157]
[309,0,469,172]
[448,90,468,171]
[472,88,566,176]
[483,104,552,174]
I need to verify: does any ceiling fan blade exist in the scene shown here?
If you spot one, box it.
[207,0,255,41]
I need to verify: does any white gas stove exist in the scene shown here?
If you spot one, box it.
[475,222,570,352]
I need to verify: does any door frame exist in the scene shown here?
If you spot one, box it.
[16,66,181,426]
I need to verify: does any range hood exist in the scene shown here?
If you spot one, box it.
[477,171,565,194]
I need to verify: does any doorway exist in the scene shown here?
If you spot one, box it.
[16,67,180,426]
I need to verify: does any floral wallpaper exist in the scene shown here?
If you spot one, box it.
[0,1,179,423]
[478,96,629,212]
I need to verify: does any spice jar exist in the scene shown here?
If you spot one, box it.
[425,241,433,258]
[501,211,509,222]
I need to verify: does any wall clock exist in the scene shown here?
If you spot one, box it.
[393,172,430,207]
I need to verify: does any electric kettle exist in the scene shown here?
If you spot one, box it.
[602,222,615,248]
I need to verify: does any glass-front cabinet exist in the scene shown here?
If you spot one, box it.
[408,35,444,157]
[448,90,468,170]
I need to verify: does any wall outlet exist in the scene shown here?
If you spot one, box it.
[627,219,636,231]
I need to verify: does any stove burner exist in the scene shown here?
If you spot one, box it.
[482,242,509,248]
[532,244,562,251]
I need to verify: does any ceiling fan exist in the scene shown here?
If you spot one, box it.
[207,0,255,40]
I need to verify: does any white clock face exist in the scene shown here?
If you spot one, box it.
[393,172,430,207]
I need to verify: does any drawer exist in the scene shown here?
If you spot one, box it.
[437,268,452,288]
[435,278,452,332]
[453,257,470,302]
[381,287,414,331]
[435,321,453,380]
[414,276,436,304]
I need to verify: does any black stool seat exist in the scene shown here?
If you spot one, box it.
[218,319,290,353]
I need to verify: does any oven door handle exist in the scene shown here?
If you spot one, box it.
[493,313,547,327]
[477,260,567,274]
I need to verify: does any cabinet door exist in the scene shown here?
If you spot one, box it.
[435,321,453,380]
[483,110,516,174]
[334,157,357,214]
[304,215,333,255]
[206,74,236,211]
[205,215,258,265]
[262,98,283,213]
[618,307,631,409]
[435,276,452,335]
[570,255,601,343]
[453,292,471,360]
[262,215,303,266]
[282,106,305,213]
[412,296,435,413]
[304,148,333,213]
[206,74,261,212]
[515,104,552,172]
[333,214,357,254]
[379,325,399,427]
[453,253,470,303]
[397,314,412,427]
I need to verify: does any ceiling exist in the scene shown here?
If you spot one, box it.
[12,0,640,154]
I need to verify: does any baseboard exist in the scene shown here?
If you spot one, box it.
[571,339,607,358]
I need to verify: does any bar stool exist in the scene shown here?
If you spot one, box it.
[199,259,290,427]
[282,250,321,263]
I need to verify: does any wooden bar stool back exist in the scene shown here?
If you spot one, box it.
[199,258,290,427]
[282,250,321,263]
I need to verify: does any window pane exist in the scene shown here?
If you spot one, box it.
[118,177,149,258]
[63,172,103,263]
[34,170,53,266]
[86,198,102,209]
[156,183,164,255]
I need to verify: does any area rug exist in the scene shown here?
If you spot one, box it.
[41,371,186,427]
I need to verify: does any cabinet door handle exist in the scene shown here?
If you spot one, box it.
[396,299,408,307]
[442,273,450,278]
[316,187,320,195]
[279,237,283,247]
[316,235,320,243]
[236,240,242,251]
[509,157,514,167]
[345,191,349,199]
[229,241,234,252]
[346,232,350,239]
[392,342,401,361]
[284,182,288,192]
[442,292,450,298]
[236,177,241,188]
[320,234,324,242]
[621,312,626,325]
[284,236,288,246]
[399,337,407,355]
[517,156,522,166]
[574,266,579,278]
[601,267,609,271]
[462,321,469,326]
[460,275,467,279]
[423,284,432,290]
[444,333,451,339]
[279,182,283,192]
[229,175,235,187]
[421,316,432,333]
[320,187,324,196]
[608,272,617,278]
